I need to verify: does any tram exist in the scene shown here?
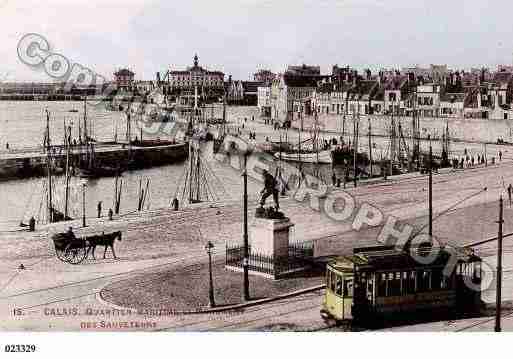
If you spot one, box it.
[321,245,482,326]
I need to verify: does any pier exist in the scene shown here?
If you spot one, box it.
[0,141,188,180]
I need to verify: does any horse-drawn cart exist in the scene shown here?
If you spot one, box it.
[51,232,88,264]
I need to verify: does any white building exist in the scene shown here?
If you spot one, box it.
[257,86,271,117]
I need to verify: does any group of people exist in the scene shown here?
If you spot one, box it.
[451,149,504,169]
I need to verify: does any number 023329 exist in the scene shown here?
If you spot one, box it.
[4,344,37,353]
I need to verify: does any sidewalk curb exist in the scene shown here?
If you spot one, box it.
[97,284,326,315]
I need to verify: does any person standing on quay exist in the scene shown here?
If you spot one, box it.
[508,184,512,207]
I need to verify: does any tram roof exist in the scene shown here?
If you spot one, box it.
[328,245,480,272]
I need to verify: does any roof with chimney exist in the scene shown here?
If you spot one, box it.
[283,74,319,87]
[347,80,378,101]
[242,81,264,93]
[114,68,134,77]
[440,92,466,103]
[492,71,513,87]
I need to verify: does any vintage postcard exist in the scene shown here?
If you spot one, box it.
[0,0,512,356]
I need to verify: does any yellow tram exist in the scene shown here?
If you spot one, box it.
[321,245,482,325]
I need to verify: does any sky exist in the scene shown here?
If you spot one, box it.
[1,0,513,82]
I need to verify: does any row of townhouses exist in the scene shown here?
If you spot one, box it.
[258,64,513,123]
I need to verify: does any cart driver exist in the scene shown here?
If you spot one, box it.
[66,227,77,241]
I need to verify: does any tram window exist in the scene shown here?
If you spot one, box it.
[389,272,401,296]
[367,280,374,299]
[417,270,431,292]
[344,279,353,297]
[431,269,442,290]
[404,271,415,294]
[377,273,386,297]
[473,262,482,283]
[336,275,343,296]
[330,272,337,292]
[441,273,452,290]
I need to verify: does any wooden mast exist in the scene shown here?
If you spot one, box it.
[64,122,71,219]
[45,109,53,223]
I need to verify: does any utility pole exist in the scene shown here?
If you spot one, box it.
[82,183,86,227]
[495,196,504,332]
[353,111,359,188]
[368,118,373,178]
[242,153,250,301]
[428,136,433,239]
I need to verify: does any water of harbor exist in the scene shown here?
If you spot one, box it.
[0,101,259,230]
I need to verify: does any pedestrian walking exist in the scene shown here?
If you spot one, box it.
[332,172,337,186]
[172,197,179,211]
[97,201,102,218]
[499,150,503,161]
[108,208,113,220]
[508,184,513,206]
[29,216,35,232]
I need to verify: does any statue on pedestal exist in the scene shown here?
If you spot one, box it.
[256,170,284,219]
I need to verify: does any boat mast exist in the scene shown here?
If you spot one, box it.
[353,101,359,187]
[64,121,71,219]
[368,118,373,178]
[45,109,53,223]
[83,97,88,142]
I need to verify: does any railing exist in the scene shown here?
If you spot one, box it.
[226,241,314,277]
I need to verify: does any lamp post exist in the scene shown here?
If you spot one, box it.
[82,182,87,228]
[242,151,250,301]
[205,241,215,308]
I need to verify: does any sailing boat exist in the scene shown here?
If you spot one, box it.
[20,110,73,227]
[213,94,227,154]
[274,110,333,164]
[175,139,227,205]
[76,97,122,178]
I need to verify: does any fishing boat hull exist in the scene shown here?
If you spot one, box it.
[331,148,370,166]
[77,166,123,179]
[274,150,333,164]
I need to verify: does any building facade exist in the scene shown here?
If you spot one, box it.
[253,70,277,85]
[165,54,225,102]
[114,68,135,91]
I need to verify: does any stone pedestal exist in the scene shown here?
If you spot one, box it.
[225,217,311,280]
[250,217,294,258]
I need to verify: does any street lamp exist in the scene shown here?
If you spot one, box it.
[205,240,215,308]
[82,181,87,227]
[241,148,252,301]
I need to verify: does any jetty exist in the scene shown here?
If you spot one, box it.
[0,141,188,180]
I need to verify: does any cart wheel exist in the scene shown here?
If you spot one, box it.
[64,243,87,264]
[55,248,69,262]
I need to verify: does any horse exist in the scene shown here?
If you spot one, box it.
[85,231,122,260]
